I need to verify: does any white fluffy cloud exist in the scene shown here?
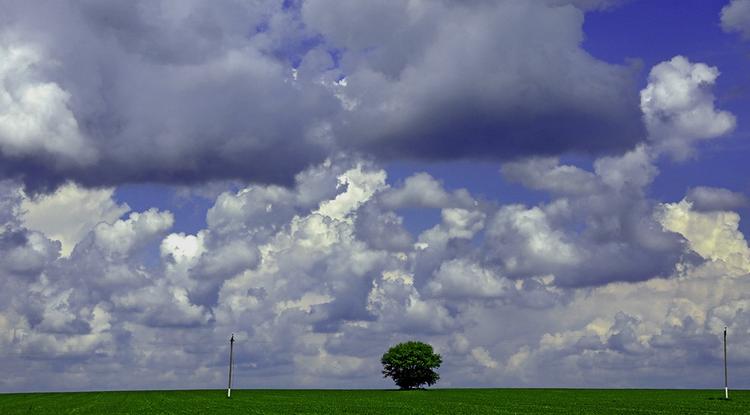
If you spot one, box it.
[20,182,129,256]
[94,209,174,257]
[658,199,750,271]
[485,204,581,278]
[640,56,736,159]
[0,42,96,166]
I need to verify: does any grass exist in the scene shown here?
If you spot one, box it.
[0,388,746,414]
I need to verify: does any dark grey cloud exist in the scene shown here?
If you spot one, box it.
[0,0,645,190]
[309,0,644,162]
[0,0,336,190]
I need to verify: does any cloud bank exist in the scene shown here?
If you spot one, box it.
[0,75,746,388]
[0,0,747,393]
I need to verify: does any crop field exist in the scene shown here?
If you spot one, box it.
[0,388,746,414]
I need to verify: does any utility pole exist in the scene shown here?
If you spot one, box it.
[228,333,235,398]
[724,327,729,400]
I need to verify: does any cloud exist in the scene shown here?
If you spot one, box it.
[484,204,581,278]
[0,228,58,278]
[311,0,644,161]
[487,56,739,288]
[0,0,645,189]
[471,346,499,369]
[0,1,337,190]
[548,0,633,10]
[657,199,750,271]
[380,173,475,209]
[0,151,750,391]
[19,182,129,256]
[686,186,748,212]
[94,208,173,258]
[722,0,750,39]
[640,56,736,160]
[112,282,211,328]
[593,144,657,190]
[497,145,685,287]
[501,158,602,196]
[0,42,96,168]
[316,164,387,222]
[427,259,513,300]
[0,14,748,392]
[502,248,750,387]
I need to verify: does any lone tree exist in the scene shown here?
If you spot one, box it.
[381,341,442,390]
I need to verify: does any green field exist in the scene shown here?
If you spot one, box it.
[0,388,745,414]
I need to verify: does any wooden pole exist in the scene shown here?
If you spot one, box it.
[228,333,235,398]
[724,327,728,400]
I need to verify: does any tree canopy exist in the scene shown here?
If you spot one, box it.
[381,341,442,390]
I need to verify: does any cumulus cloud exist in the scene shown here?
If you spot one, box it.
[380,173,475,210]
[0,42,96,167]
[0,0,646,189]
[640,56,736,160]
[19,182,129,256]
[722,0,750,39]
[488,55,736,290]
[0,150,749,391]
[309,0,643,161]
[503,247,750,387]
[484,204,581,278]
[427,259,513,300]
[0,4,748,394]
[497,145,685,287]
[94,209,174,258]
[658,199,750,270]
[471,346,499,369]
[0,228,58,278]
[0,1,337,189]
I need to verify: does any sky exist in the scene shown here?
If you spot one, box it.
[1,0,750,392]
